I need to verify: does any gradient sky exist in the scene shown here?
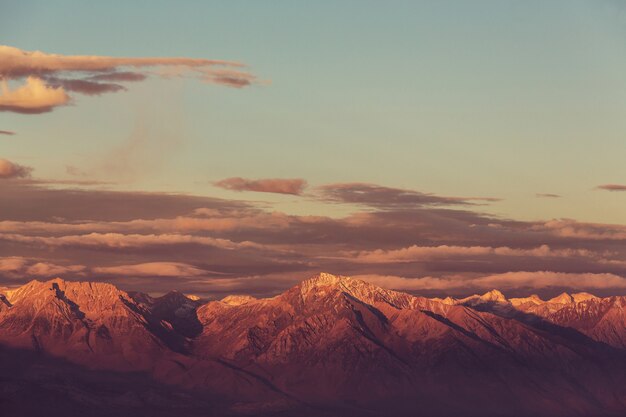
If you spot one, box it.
[1,1,625,298]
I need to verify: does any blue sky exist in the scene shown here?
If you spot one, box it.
[1,0,625,223]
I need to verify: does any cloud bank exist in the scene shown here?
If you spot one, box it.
[0,181,624,298]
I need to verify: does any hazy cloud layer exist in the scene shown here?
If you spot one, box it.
[0,45,258,113]
[215,177,308,195]
[0,181,624,298]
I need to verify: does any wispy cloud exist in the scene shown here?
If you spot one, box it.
[0,45,259,114]
[597,184,626,192]
[0,158,32,179]
[214,177,308,195]
[536,193,561,198]
[0,130,15,135]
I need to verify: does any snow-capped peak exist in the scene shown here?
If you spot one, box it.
[480,289,507,303]
[548,292,573,304]
[298,273,414,308]
[571,292,598,303]
[510,294,543,306]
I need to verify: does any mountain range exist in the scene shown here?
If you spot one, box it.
[1,273,625,417]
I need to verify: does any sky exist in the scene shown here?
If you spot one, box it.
[1,0,625,298]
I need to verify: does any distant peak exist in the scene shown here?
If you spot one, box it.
[480,289,507,302]
[510,294,544,306]
[548,292,573,304]
[299,273,369,297]
[298,273,414,309]
[303,272,346,286]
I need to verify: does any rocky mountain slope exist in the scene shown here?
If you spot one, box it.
[1,273,625,417]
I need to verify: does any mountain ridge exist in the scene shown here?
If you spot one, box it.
[1,273,625,417]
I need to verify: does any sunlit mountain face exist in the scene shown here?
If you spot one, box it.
[2,2,626,416]
[1,274,625,417]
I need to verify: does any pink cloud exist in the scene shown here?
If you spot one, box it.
[0,130,15,135]
[214,177,308,195]
[0,158,32,179]
[597,184,626,192]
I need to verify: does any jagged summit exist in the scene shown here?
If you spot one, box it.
[571,292,599,303]
[299,272,353,293]
[297,272,416,309]
[2,277,128,306]
[548,292,573,304]
[480,289,507,302]
[1,274,625,417]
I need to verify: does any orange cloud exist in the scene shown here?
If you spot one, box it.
[0,77,70,113]
[214,177,308,195]
[0,158,32,179]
